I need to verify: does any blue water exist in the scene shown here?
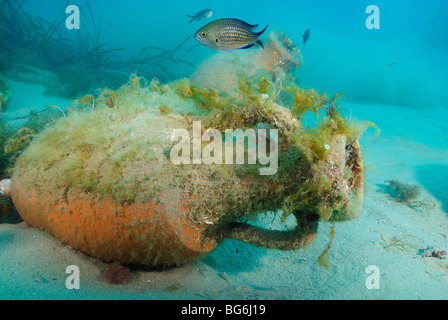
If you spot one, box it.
[1,0,447,301]
[22,0,448,108]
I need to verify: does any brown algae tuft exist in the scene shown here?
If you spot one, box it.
[0,75,12,110]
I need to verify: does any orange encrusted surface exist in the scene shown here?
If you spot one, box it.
[11,178,217,266]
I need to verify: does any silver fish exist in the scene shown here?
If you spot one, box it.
[186,9,213,23]
[194,18,268,51]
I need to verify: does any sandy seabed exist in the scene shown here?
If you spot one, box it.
[1,81,447,300]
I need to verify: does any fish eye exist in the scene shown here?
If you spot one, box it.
[215,39,219,44]
[200,32,207,38]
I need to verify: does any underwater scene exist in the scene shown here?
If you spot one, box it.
[0,0,447,302]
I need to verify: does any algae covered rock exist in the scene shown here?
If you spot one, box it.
[0,74,12,110]
[10,34,367,266]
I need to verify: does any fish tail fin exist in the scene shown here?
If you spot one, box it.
[255,24,269,37]
[186,15,195,23]
[256,39,264,49]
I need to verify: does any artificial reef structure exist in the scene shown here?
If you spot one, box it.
[10,32,367,266]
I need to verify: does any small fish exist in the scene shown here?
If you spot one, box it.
[302,29,310,47]
[186,8,213,23]
[194,18,268,51]
[34,273,50,284]
[387,61,397,67]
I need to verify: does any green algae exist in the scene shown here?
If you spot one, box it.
[0,74,12,110]
[12,70,368,232]
[317,224,336,269]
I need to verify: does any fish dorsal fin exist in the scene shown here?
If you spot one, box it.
[225,18,247,24]
[224,18,259,30]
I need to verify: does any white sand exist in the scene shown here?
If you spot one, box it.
[1,80,71,127]
[0,81,447,300]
